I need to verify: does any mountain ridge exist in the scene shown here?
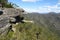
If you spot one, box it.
[22,13,60,35]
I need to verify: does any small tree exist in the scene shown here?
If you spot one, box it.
[0,0,18,8]
[4,3,14,8]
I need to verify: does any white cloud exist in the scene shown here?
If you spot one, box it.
[22,0,60,13]
[23,5,60,13]
[22,0,41,2]
[38,5,60,13]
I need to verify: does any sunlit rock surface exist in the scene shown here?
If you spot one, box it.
[0,8,26,35]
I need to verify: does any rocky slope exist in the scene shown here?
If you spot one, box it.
[0,8,25,36]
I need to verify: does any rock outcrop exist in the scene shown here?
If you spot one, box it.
[0,8,25,35]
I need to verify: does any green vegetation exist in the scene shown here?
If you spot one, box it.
[0,22,60,40]
[4,3,14,8]
[0,0,17,8]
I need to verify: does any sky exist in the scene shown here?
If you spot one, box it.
[8,0,60,13]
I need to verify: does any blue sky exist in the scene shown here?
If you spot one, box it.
[8,0,60,13]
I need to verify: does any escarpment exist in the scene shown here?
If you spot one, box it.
[0,8,26,35]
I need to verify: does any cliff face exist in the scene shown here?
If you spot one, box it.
[0,8,25,36]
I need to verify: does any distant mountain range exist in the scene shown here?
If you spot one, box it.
[23,12,60,36]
